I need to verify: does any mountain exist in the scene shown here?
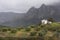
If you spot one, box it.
[1,3,60,27]
[0,12,25,26]
[48,4,60,21]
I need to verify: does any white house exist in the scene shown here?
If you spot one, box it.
[41,19,52,25]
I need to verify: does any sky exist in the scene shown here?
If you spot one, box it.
[0,0,60,13]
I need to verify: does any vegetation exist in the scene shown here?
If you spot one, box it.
[0,21,60,40]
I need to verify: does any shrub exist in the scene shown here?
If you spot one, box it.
[35,28,40,31]
[48,18,55,22]
[25,28,31,32]
[30,32,37,36]
[17,28,22,31]
[8,28,11,31]
[30,25,35,28]
[2,28,7,32]
[10,30,17,34]
[38,30,47,37]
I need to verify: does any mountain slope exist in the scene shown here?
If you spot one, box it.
[1,3,60,27]
[0,12,25,26]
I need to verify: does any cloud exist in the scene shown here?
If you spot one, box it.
[0,0,59,13]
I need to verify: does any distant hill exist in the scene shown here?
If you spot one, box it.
[0,12,25,26]
[1,3,60,27]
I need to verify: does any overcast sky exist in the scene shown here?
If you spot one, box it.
[0,0,60,13]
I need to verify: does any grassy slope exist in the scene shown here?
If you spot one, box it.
[0,22,60,40]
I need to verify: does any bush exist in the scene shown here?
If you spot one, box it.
[2,28,7,32]
[38,30,47,37]
[35,28,40,31]
[17,28,22,31]
[48,18,55,22]
[10,30,17,34]
[30,25,35,28]
[30,32,37,36]
[25,28,31,32]
[8,28,11,31]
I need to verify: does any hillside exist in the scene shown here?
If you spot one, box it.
[1,3,60,26]
[0,22,60,40]
[0,12,25,26]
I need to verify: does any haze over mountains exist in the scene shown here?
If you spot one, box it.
[0,3,60,27]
